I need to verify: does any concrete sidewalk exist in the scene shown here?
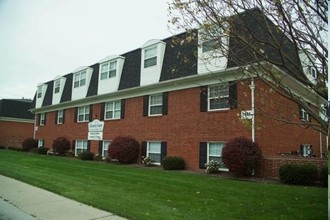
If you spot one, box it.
[0,175,126,220]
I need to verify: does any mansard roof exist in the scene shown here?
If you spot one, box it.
[0,99,34,120]
[33,9,309,109]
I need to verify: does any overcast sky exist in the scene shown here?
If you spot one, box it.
[0,0,172,100]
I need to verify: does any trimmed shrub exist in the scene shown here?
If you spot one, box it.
[108,136,140,164]
[222,137,262,177]
[279,164,318,186]
[78,152,95,161]
[162,156,185,170]
[29,148,39,154]
[52,137,70,156]
[8,146,22,151]
[22,138,37,152]
[319,166,328,187]
[0,145,6,150]
[93,154,103,161]
[38,147,49,155]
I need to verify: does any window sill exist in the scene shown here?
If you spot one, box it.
[207,108,230,113]
[147,114,163,118]
[104,118,121,121]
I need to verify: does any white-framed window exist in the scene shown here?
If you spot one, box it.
[201,25,227,53]
[308,66,317,79]
[300,144,312,157]
[208,83,229,111]
[207,142,227,171]
[202,38,221,53]
[300,108,310,122]
[147,142,161,165]
[77,106,90,122]
[144,46,157,68]
[102,140,111,158]
[149,94,163,116]
[54,80,60,94]
[38,139,44,148]
[100,61,117,80]
[105,101,121,120]
[57,110,64,124]
[75,140,88,156]
[40,113,46,126]
[74,70,86,88]
[37,87,42,98]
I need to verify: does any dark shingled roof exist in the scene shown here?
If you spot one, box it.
[160,31,198,81]
[0,99,34,119]
[118,49,141,90]
[42,81,53,107]
[86,63,100,97]
[60,73,73,103]
[227,8,307,83]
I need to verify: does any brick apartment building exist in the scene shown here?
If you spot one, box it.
[0,99,34,148]
[31,10,327,174]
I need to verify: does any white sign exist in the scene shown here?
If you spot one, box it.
[241,110,253,120]
[88,119,104,132]
[88,132,103,140]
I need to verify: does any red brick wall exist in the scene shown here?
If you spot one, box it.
[261,156,327,178]
[0,121,34,148]
[35,80,327,170]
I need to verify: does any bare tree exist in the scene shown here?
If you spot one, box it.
[168,0,328,134]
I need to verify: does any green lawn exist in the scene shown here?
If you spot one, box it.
[0,150,327,220]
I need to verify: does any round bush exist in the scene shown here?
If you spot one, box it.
[29,148,39,154]
[279,164,318,186]
[108,136,140,164]
[38,147,49,155]
[79,152,95,161]
[52,137,70,156]
[22,138,37,152]
[319,166,328,187]
[222,137,262,176]
[162,156,185,170]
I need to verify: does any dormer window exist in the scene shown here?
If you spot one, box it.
[54,80,60,94]
[74,70,86,88]
[144,46,157,68]
[300,107,310,122]
[100,61,117,80]
[202,38,221,53]
[308,66,317,79]
[37,86,42,98]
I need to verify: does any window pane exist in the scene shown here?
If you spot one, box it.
[209,143,220,156]
[148,142,161,153]
[100,72,107,80]
[109,61,116,69]
[150,95,162,105]
[74,81,79,88]
[109,69,116,78]
[202,38,220,53]
[150,106,162,115]
[114,110,121,119]
[144,57,157,68]
[114,101,121,110]
[145,47,157,58]
[105,111,113,119]
[149,153,161,163]
[101,63,108,72]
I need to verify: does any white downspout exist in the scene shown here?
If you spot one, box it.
[33,115,36,139]
[249,78,255,142]
[319,132,322,158]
